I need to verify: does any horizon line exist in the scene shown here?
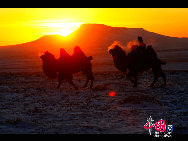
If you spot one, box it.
[0,23,187,47]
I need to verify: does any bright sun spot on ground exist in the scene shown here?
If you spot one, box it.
[108,91,116,97]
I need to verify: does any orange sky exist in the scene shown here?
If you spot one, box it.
[0,8,188,46]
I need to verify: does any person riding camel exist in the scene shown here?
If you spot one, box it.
[137,36,146,55]
[138,36,146,49]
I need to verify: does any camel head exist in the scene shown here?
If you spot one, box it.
[108,45,128,72]
[40,51,58,79]
[109,45,125,56]
[40,51,55,61]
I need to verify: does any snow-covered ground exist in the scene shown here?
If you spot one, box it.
[0,71,187,134]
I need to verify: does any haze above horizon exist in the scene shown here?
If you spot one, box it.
[0,8,188,46]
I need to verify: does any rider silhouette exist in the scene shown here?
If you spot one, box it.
[137,36,146,55]
[138,36,146,49]
[136,36,148,69]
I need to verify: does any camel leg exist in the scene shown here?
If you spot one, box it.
[83,74,94,88]
[133,73,138,87]
[90,75,94,88]
[57,73,63,89]
[126,72,136,87]
[66,74,78,90]
[119,72,126,79]
[68,80,78,90]
[149,70,159,88]
[159,69,166,86]
[57,80,62,89]
[83,77,89,88]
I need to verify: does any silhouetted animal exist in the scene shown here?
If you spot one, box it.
[109,45,166,87]
[40,46,94,90]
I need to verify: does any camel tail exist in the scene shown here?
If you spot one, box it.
[88,56,93,60]
[160,59,167,65]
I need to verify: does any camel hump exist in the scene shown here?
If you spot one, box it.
[74,46,86,55]
[131,45,138,51]
[146,45,157,58]
[72,46,87,59]
[74,46,81,51]
[147,45,155,51]
[60,48,71,58]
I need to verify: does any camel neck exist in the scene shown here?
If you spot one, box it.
[112,53,128,72]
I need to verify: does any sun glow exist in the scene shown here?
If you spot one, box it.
[0,8,188,46]
[58,28,73,37]
[40,21,83,37]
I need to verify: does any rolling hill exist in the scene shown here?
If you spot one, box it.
[0,23,188,72]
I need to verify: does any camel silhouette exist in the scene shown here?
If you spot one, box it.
[109,44,166,87]
[40,46,94,90]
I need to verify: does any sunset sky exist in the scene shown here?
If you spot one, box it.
[0,8,188,46]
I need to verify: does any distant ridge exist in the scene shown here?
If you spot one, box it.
[0,23,188,72]
[0,23,188,58]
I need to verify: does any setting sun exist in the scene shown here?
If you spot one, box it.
[38,21,83,37]
[58,28,73,37]
[1,8,188,46]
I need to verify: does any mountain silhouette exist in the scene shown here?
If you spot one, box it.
[0,23,188,72]
[0,23,188,57]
